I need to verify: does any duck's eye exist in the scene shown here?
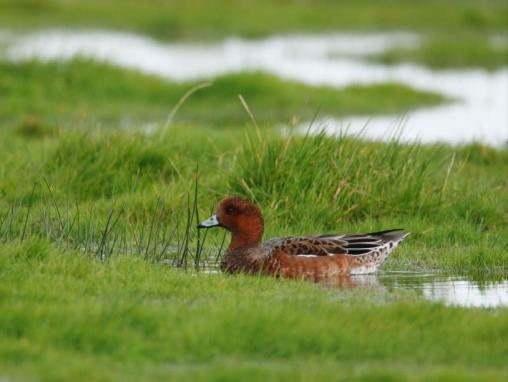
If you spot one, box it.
[225,205,236,215]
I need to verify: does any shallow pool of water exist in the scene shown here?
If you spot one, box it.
[349,271,508,308]
[2,29,507,146]
[195,265,507,308]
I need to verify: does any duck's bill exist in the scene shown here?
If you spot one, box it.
[197,214,220,229]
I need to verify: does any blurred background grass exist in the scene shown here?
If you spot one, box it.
[0,59,445,128]
[1,0,507,69]
[1,0,507,38]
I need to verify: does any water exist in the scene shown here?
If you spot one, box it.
[2,30,419,80]
[329,272,508,308]
[196,267,507,307]
[195,261,507,308]
[2,29,507,146]
[377,272,508,308]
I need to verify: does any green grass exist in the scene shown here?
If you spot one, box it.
[1,0,506,68]
[1,0,506,40]
[0,59,445,128]
[1,3,507,379]
[370,33,508,69]
[0,88,507,382]
[0,241,507,382]
[0,125,506,276]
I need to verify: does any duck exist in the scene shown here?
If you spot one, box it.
[197,197,409,282]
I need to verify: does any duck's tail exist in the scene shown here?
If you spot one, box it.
[367,228,410,243]
[348,229,409,275]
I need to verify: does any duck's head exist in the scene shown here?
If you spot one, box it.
[198,197,264,250]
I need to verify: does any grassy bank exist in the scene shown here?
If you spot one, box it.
[1,241,507,382]
[0,125,506,276]
[0,60,505,272]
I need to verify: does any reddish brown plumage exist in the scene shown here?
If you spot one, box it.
[216,197,264,252]
[198,196,408,281]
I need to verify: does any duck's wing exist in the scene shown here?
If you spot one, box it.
[265,229,409,257]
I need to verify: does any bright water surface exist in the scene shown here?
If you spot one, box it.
[199,268,508,308]
[371,272,508,308]
[1,29,507,146]
[320,271,508,308]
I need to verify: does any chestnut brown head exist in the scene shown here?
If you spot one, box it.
[198,197,264,250]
